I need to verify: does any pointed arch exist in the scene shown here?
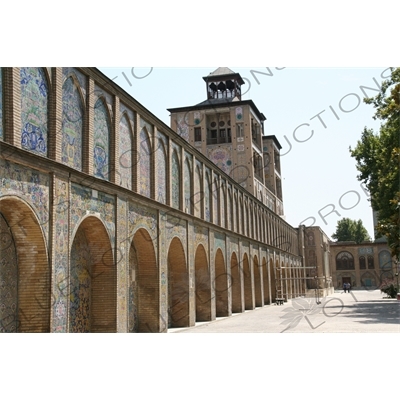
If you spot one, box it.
[254,255,262,307]
[0,197,50,332]
[243,253,253,310]
[214,248,228,317]
[270,258,276,303]
[156,139,167,204]
[193,164,203,218]
[168,237,189,327]
[20,67,49,156]
[93,97,111,180]
[213,178,219,225]
[184,158,192,214]
[62,75,84,170]
[205,171,211,222]
[69,216,116,333]
[171,150,180,209]
[231,252,242,313]
[119,113,134,190]
[262,257,270,304]
[129,228,159,332]
[139,127,152,198]
[195,244,211,321]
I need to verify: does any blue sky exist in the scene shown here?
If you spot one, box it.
[98,66,389,240]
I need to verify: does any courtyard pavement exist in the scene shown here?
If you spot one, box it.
[169,289,400,333]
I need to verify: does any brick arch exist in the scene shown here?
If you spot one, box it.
[270,258,276,302]
[168,237,189,327]
[70,215,116,333]
[262,257,270,305]
[214,248,229,317]
[129,228,159,332]
[194,244,211,321]
[231,252,242,313]
[253,255,262,307]
[243,253,253,310]
[0,196,50,332]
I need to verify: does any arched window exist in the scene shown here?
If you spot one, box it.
[367,255,374,269]
[139,128,151,198]
[20,67,49,156]
[93,98,111,180]
[359,256,366,269]
[62,76,84,170]
[171,151,180,209]
[336,252,355,270]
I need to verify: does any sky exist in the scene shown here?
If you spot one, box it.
[98,66,389,240]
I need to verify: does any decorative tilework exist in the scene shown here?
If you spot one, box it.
[62,77,83,170]
[220,186,225,228]
[176,113,189,141]
[184,158,191,213]
[117,197,128,332]
[70,183,115,245]
[171,151,180,209]
[0,212,18,333]
[207,147,232,175]
[194,225,209,249]
[128,243,138,332]
[193,164,202,217]
[69,228,91,333]
[139,128,151,198]
[235,106,243,120]
[94,85,113,120]
[0,68,3,140]
[156,140,167,204]
[128,202,158,239]
[358,247,373,255]
[140,117,153,135]
[205,171,211,222]
[0,159,50,242]
[119,115,133,190]
[52,177,69,332]
[62,68,86,98]
[214,231,225,253]
[379,250,391,269]
[166,214,187,257]
[20,67,48,156]
[213,179,219,225]
[194,111,202,126]
[93,98,111,180]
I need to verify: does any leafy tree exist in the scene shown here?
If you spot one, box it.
[332,218,371,243]
[350,67,400,257]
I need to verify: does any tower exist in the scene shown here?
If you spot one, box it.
[168,67,284,216]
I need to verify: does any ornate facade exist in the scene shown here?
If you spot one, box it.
[0,67,305,333]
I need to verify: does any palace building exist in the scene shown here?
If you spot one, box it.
[0,67,394,333]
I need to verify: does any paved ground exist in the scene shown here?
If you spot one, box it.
[169,289,400,333]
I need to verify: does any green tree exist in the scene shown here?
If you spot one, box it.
[332,218,371,243]
[350,67,400,257]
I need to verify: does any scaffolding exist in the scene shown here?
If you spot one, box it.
[274,265,327,305]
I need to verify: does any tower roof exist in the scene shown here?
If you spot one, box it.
[203,67,245,85]
[209,67,236,76]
